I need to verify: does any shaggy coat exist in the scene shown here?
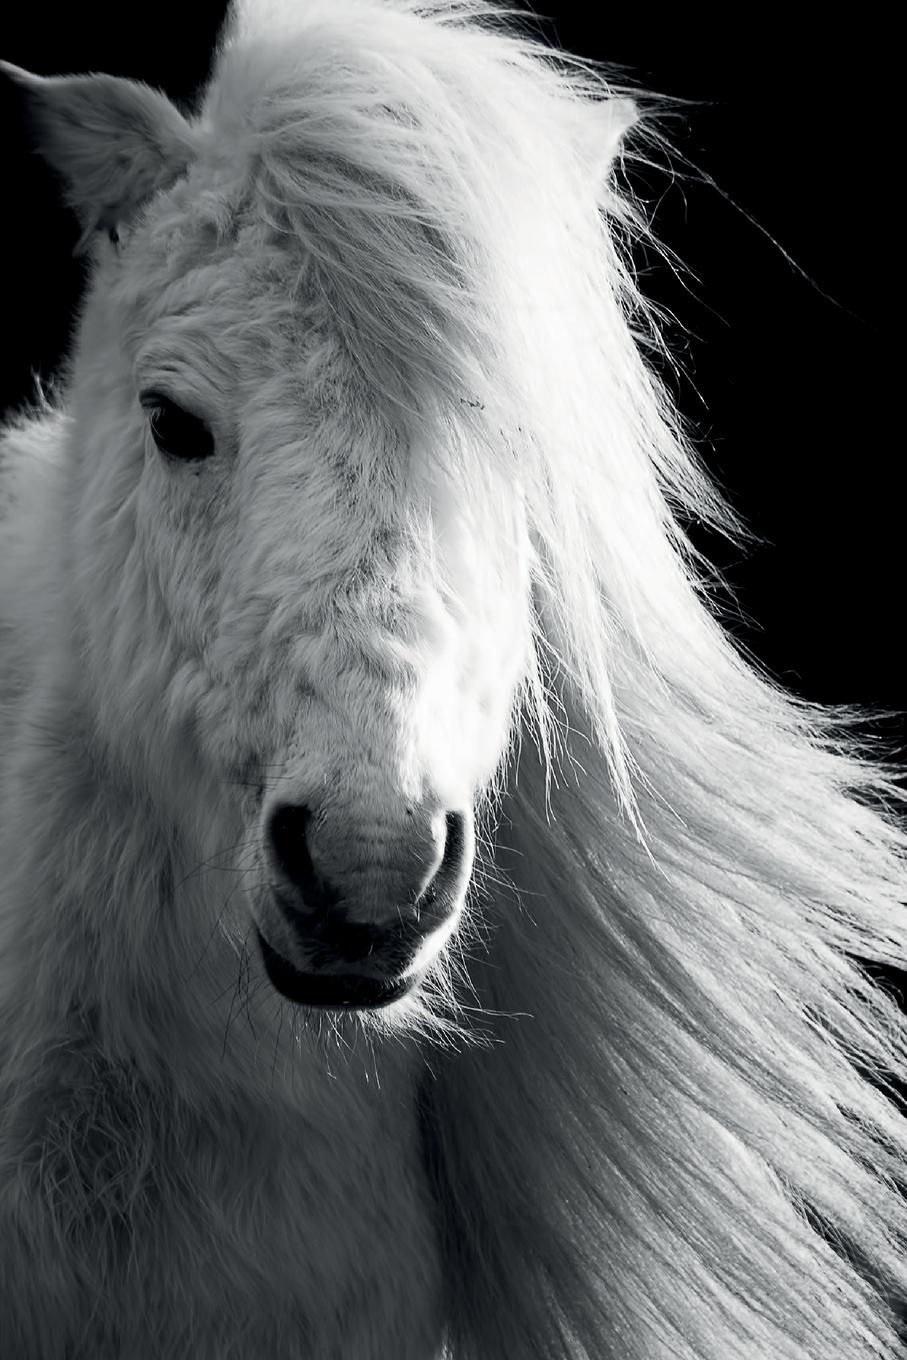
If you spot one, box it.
[1,3,905,1358]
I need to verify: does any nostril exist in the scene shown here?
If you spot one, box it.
[438,810,463,879]
[416,810,468,913]
[267,801,471,935]
[267,803,328,905]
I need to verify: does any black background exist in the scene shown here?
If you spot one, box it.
[1,4,901,732]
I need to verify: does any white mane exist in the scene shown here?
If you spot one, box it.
[0,2,905,1357]
[201,0,738,827]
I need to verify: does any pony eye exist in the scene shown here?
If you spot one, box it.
[140,393,215,463]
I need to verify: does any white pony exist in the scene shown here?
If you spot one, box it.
[1,2,905,1357]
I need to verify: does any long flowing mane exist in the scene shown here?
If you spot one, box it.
[1,2,905,1357]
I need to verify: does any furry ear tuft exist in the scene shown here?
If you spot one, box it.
[579,95,638,183]
[605,96,638,150]
[0,60,197,252]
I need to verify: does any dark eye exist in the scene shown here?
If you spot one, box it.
[140,392,215,463]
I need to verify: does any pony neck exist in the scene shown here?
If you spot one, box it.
[0,674,320,1104]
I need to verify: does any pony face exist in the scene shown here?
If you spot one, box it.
[2,4,633,1014]
[62,185,533,1012]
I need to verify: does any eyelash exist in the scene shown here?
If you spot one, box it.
[139,392,216,463]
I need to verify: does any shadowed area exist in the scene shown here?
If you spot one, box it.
[255,929,413,1009]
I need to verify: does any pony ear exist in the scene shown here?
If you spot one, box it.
[0,60,196,251]
[580,96,638,182]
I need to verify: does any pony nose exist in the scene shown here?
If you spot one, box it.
[265,800,471,964]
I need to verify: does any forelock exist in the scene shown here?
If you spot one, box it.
[159,0,737,823]
[190,0,634,432]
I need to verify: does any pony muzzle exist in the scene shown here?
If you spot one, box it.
[256,800,474,1009]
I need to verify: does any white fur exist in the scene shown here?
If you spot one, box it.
[1,2,905,1357]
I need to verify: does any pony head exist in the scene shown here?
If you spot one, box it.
[0,2,643,1020]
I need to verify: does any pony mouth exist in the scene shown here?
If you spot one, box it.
[255,930,414,1010]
